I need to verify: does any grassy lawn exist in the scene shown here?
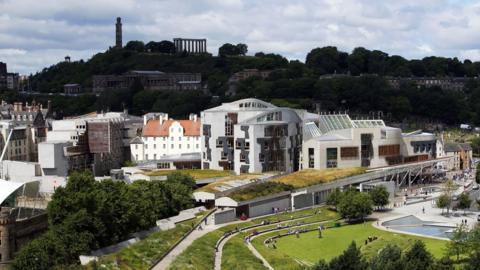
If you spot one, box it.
[221,231,267,270]
[273,168,367,188]
[168,223,254,270]
[84,213,209,270]
[169,207,335,270]
[252,222,447,270]
[195,173,262,193]
[221,208,339,269]
[144,169,232,179]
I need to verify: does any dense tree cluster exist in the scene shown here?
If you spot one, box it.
[305,46,480,77]
[11,171,195,270]
[19,44,480,125]
[327,187,386,221]
[312,239,480,270]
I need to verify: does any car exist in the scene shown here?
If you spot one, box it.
[473,185,479,190]
[478,215,480,222]
[452,195,458,201]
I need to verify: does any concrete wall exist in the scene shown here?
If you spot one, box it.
[248,194,291,218]
[38,141,71,176]
[214,208,236,225]
[293,193,313,209]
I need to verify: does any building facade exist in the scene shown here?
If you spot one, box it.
[444,143,473,171]
[301,114,437,170]
[39,111,142,176]
[64,83,82,95]
[173,38,207,54]
[130,113,201,163]
[92,70,202,93]
[201,99,303,174]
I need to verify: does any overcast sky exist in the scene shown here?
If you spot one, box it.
[1,0,480,75]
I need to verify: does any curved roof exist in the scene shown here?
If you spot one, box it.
[204,98,277,112]
[0,180,24,205]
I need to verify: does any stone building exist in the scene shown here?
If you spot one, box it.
[115,17,122,49]
[386,76,471,91]
[130,113,201,163]
[64,83,82,95]
[173,38,207,54]
[227,69,272,96]
[39,111,142,176]
[93,70,201,93]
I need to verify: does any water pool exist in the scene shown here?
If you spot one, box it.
[382,215,454,239]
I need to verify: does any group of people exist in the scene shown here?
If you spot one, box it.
[364,235,378,245]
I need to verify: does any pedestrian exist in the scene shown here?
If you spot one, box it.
[422,206,425,214]
[296,231,300,238]
[204,218,207,225]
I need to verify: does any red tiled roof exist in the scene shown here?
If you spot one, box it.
[143,119,201,137]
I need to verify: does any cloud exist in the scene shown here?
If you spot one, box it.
[1,0,480,74]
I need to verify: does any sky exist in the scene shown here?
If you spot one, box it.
[1,0,480,75]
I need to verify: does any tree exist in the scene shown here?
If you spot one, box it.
[369,185,390,210]
[145,40,175,53]
[464,252,480,270]
[436,194,451,214]
[431,257,454,270]
[370,244,404,270]
[456,192,472,214]
[326,188,343,210]
[124,40,145,52]
[337,191,373,221]
[476,162,480,184]
[403,241,433,270]
[218,43,248,56]
[329,241,368,270]
[446,223,469,261]
[236,43,248,56]
[313,259,330,270]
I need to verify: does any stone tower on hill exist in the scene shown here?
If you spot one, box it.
[115,17,122,49]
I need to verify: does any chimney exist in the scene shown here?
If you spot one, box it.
[143,115,148,126]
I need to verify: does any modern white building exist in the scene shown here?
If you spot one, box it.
[301,114,438,170]
[201,98,303,174]
[130,113,201,164]
[39,111,142,176]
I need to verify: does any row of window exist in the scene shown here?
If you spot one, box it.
[137,144,199,150]
[146,136,199,142]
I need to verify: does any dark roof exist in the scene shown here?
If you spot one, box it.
[444,142,472,152]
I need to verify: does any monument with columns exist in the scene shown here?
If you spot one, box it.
[173,38,207,54]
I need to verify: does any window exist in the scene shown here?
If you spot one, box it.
[154,154,157,160]
[379,144,400,156]
[240,152,246,162]
[171,137,174,141]
[259,153,265,162]
[146,154,149,160]
[179,137,181,141]
[196,144,199,149]
[135,145,138,150]
[179,144,182,149]
[326,148,338,168]
[163,144,166,149]
[216,139,223,148]
[157,162,170,169]
[245,142,250,149]
[225,114,237,136]
[154,144,156,149]
[163,137,166,141]
[145,144,148,149]
[171,144,174,149]
[340,147,359,160]
[308,148,314,168]
[221,151,228,160]
[135,154,138,160]
[187,144,190,149]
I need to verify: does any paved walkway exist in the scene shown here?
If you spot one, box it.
[152,215,218,270]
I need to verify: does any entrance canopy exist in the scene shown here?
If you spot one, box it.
[0,179,40,205]
[0,179,24,205]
